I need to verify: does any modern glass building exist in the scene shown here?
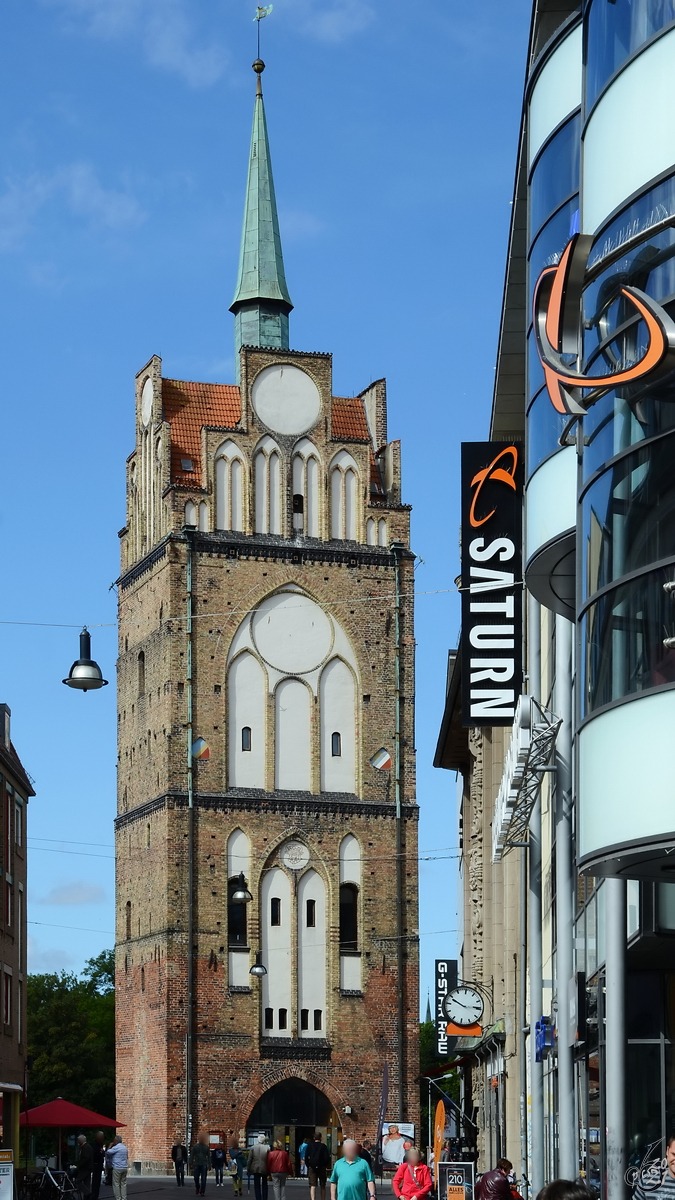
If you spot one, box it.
[436,3,675,1196]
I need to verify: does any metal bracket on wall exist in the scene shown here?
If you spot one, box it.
[492,695,562,862]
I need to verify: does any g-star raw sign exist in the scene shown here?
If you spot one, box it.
[461,442,523,726]
[435,958,457,1056]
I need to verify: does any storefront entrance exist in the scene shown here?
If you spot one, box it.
[246,1079,342,1172]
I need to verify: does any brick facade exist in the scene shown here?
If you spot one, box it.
[115,345,419,1171]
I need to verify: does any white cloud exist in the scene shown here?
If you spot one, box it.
[0,163,144,253]
[284,0,374,43]
[27,938,77,972]
[45,0,227,88]
[37,881,107,906]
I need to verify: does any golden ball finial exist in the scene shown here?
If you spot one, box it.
[252,59,265,74]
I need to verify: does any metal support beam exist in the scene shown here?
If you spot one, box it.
[606,878,626,1200]
[555,614,575,1179]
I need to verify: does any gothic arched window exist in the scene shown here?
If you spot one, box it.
[215,440,245,532]
[254,436,282,535]
[330,451,359,541]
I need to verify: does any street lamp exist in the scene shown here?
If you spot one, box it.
[63,628,108,692]
[231,873,253,904]
[249,951,267,978]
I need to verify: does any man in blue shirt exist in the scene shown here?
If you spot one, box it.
[330,1141,376,1200]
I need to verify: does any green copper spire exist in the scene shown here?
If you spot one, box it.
[230,60,292,372]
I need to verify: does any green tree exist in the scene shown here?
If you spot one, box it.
[419,1020,460,1152]
[27,951,115,1117]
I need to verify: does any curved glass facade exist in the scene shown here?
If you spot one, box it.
[586,0,675,111]
[528,196,579,311]
[529,113,580,240]
[588,171,675,271]
[527,386,570,478]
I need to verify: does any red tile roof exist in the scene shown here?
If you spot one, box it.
[162,379,241,486]
[331,396,370,442]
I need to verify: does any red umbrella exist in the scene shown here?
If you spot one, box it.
[20,1098,125,1170]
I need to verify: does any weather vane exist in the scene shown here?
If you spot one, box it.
[254,5,273,59]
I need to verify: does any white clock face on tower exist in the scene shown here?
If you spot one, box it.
[251,364,321,436]
[444,985,484,1026]
[141,377,153,427]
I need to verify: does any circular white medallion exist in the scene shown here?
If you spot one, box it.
[281,841,310,871]
[251,364,321,435]
[141,377,153,426]
[251,592,333,674]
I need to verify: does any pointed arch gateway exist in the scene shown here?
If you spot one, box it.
[245,1077,343,1152]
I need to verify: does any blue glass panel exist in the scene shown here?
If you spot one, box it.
[586,0,675,111]
[582,391,650,482]
[581,565,675,717]
[581,431,675,599]
[528,329,545,400]
[528,196,579,310]
[527,387,570,477]
[529,114,580,240]
[584,224,675,368]
[588,172,675,272]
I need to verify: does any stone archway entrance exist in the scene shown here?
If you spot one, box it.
[246,1079,342,1171]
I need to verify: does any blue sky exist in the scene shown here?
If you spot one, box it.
[0,0,530,1005]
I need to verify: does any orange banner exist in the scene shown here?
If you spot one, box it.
[433,1099,445,1186]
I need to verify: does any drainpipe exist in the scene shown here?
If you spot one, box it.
[555,615,575,1178]
[391,540,406,1118]
[528,594,544,1196]
[605,878,626,1200]
[186,528,195,1148]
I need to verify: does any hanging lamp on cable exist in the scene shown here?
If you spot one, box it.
[63,628,108,692]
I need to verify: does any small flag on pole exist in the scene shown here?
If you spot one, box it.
[369,748,392,771]
[254,5,273,19]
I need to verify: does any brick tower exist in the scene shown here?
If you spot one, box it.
[115,60,419,1171]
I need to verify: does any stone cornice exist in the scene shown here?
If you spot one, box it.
[114,789,419,830]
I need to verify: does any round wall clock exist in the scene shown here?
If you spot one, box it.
[443,985,484,1026]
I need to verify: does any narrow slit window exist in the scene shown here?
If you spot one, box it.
[270,897,281,926]
[241,726,252,752]
[278,1008,288,1030]
[264,1008,273,1029]
[300,1008,309,1030]
[141,967,145,993]
[306,898,316,928]
[331,732,342,757]
[126,900,132,940]
[313,1009,322,1031]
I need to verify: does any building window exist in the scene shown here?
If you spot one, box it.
[17,979,21,1045]
[306,898,316,927]
[228,880,248,946]
[241,726,252,752]
[6,883,11,928]
[300,1008,309,1030]
[339,883,358,952]
[3,974,10,1026]
[141,966,145,993]
[313,1009,322,1031]
[138,651,145,695]
[278,1008,287,1030]
[14,803,21,848]
[126,901,132,941]
[264,1007,273,1029]
[216,441,245,532]
[146,823,151,848]
[331,732,342,757]
[270,897,281,927]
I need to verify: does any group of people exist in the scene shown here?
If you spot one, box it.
[173,1130,433,1200]
[73,1133,128,1200]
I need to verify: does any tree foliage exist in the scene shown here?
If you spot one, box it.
[27,950,115,1117]
[419,1020,460,1151]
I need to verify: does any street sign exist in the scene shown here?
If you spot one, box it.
[438,1161,474,1200]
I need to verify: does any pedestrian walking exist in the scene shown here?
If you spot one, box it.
[392,1150,433,1200]
[228,1142,247,1197]
[267,1141,293,1200]
[305,1133,331,1200]
[75,1136,94,1200]
[329,1140,375,1200]
[105,1137,128,1200]
[172,1142,189,1187]
[476,1160,512,1200]
[191,1133,211,1196]
[90,1133,106,1200]
[212,1146,226,1188]
[247,1135,269,1200]
[298,1141,308,1179]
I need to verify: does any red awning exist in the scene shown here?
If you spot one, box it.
[19,1099,124,1128]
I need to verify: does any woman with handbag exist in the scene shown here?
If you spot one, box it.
[392,1150,433,1200]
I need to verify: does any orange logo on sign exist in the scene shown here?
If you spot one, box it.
[533,234,675,416]
[468,446,518,528]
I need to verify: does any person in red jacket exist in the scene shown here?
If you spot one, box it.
[267,1142,294,1200]
[392,1149,433,1200]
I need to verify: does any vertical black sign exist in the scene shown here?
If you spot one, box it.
[461,442,523,726]
[435,959,457,1056]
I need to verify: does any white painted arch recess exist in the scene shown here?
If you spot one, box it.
[261,866,292,1034]
[228,652,266,788]
[529,23,582,167]
[525,446,577,563]
[583,27,675,234]
[579,690,675,863]
[297,869,327,1038]
[320,659,356,793]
